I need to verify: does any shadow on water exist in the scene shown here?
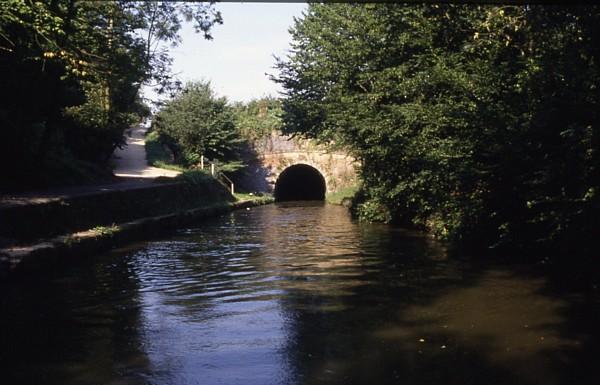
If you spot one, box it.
[251,204,599,385]
[1,203,599,385]
[0,250,150,385]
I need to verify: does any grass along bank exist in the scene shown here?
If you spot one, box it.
[326,185,358,205]
[145,130,185,171]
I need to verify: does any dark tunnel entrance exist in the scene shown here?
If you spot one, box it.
[274,164,326,201]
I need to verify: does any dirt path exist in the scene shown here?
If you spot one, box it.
[112,126,180,178]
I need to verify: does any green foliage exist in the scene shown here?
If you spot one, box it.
[276,4,600,255]
[144,130,184,171]
[0,0,221,189]
[153,81,244,167]
[91,224,120,237]
[231,97,283,142]
[176,169,214,186]
[234,192,273,205]
[217,160,245,173]
[326,185,358,205]
[234,192,256,201]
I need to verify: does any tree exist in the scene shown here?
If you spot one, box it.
[231,97,283,142]
[153,81,243,166]
[275,3,600,256]
[0,0,222,189]
[127,1,222,94]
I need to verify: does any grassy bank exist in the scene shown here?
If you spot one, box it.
[145,130,184,171]
[326,185,358,205]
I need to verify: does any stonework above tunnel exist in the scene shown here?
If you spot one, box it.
[236,132,358,195]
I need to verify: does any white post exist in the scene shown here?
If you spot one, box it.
[211,163,215,176]
[231,183,235,195]
[200,155,204,170]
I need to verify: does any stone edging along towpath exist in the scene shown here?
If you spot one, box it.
[0,197,273,280]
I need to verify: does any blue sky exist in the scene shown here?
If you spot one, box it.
[144,2,307,104]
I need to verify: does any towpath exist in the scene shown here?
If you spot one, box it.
[112,125,180,179]
[1,126,180,209]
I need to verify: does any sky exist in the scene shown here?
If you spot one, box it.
[143,2,307,105]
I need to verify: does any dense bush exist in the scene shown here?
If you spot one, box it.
[275,4,600,255]
[231,97,283,142]
[153,81,244,167]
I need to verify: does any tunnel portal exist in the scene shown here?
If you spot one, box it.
[274,164,326,201]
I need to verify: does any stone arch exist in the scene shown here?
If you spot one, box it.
[233,133,358,194]
[274,163,326,201]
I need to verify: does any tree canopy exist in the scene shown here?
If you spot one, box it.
[275,4,600,256]
[153,81,243,166]
[0,0,221,189]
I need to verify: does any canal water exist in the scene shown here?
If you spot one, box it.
[1,203,599,385]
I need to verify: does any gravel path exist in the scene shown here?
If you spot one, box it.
[112,126,180,178]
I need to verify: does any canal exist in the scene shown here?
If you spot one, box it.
[1,203,599,385]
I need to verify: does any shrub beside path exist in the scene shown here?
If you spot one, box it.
[113,125,180,178]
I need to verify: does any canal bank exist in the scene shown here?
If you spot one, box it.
[0,177,273,279]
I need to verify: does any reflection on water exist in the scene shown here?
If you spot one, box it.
[1,203,599,385]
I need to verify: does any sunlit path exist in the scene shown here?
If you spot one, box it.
[112,126,180,179]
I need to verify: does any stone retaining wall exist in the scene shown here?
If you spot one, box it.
[0,180,232,246]
[0,198,272,280]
